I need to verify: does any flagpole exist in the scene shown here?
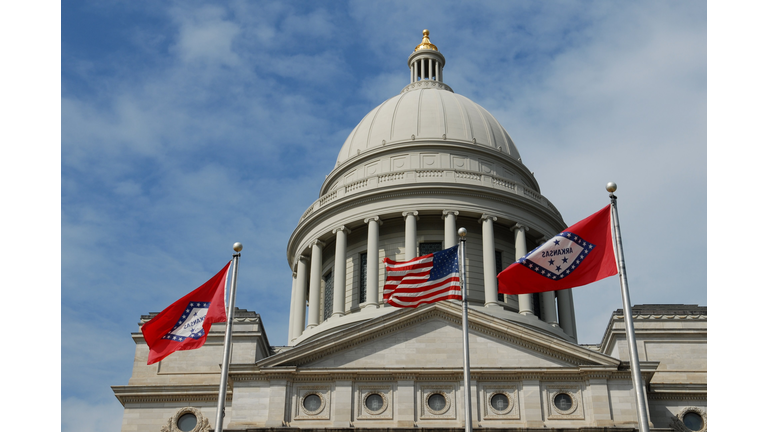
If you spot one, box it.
[457,228,473,432]
[214,242,243,432]
[606,183,650,432]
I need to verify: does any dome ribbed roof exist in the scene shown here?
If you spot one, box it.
[336,87,521,165]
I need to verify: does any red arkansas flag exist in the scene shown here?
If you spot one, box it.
[498,205,617,295]
[141,262,230,364]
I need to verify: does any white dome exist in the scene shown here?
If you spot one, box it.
[336,85,521,165]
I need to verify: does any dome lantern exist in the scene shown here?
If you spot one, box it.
[408,29,446,83]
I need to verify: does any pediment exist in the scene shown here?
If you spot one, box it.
[257,303,619,370]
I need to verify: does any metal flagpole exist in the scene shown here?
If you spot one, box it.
[214,242,243,432]
[606,183,650,432]
[457,228,473,432]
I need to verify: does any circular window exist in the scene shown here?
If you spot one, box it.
[428,393,446,411]
[554,393,573,411]
[302,393,323,413]
[683,412,704,431]
[425,391,450,415]
[490,393,510,413]
[364,392,386,414]
[176,413,197,432]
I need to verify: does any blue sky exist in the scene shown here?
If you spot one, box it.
[9,0,723,430]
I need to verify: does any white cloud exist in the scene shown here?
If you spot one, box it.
[62,397,125,432]
[170,5,242,67]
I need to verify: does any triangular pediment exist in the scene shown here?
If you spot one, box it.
[256,303,619,370]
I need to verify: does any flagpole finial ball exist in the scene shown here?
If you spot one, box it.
[458,227,467,238]
[233,242,243,252]
[606,182,617,193]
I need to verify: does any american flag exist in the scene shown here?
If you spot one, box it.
[383,245,462,308]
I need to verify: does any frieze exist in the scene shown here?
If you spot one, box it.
[118,394,231,404]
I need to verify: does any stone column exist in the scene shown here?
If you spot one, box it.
[480,214,500,308]
[538,236,559,327]
[307,239,325,328]
[288,270,297,342]
[332,226,350,319]
[556,289,577,340]
[443,210,459,248]
[291,256,308,341]
[403,211,419,260]
[429,58,433,80]
[420,58,425,81]
[364,216,382,309]
[513,223,534,315]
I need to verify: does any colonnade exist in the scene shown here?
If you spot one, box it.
[288,211,576,342]
[410,57,443,83]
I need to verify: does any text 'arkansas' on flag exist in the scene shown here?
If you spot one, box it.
[383,245,462,308]
[141,262,231,365]
[497,205,618,295]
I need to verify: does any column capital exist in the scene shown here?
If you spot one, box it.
[292,271,297,278]
[333,226,351,235]
[512,223,529,232]
[478,214,497,223]
[311,239,326,248]
[294,255,309,268]
[441,210,459,219]
[402,211,419,220]
[537,235,550,245]
[364,215,383,225]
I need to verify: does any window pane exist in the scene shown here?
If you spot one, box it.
[365,393,383,411]
[496,250,504,302]
[490,393,509,411]
[359,253,367,304]
[303,394,322,412]
[428,393,446,411]
[683,412,703,431]
[323,272,333,320]
[554,393,572,411]
[177,413,197,432]
[419,242,442,256]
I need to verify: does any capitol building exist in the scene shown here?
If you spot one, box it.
[113,31,707,432]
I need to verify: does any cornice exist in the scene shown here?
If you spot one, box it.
[111,385,231,406]
[253,303,618,371]
[228,366,651,385]
[287,183,566,262]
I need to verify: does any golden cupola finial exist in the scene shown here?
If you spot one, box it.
[414,29,438,52]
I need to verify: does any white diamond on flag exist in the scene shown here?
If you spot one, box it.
[163,302,212,342]
[517,232,595,281]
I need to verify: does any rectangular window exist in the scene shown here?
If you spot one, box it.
[359,252,367,304]
[496,250,504,302]
[323,271,334,320]
[419,242,442,256]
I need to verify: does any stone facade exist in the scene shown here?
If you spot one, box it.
[113,31,706,432]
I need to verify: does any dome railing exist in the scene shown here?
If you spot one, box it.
[299,168,562,222]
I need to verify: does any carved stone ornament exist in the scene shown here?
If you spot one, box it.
[424,390,451,416]
[487,391,514,415]
[362,390,389,416]
[670,406,707,432]
[160,407,211,432]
